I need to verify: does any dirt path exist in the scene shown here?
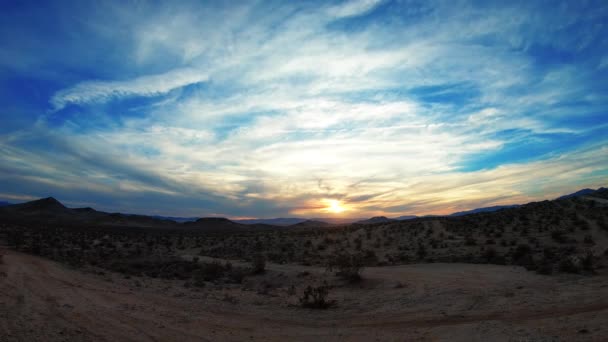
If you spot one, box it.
[1,248,607,341]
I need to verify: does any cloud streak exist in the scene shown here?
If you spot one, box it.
[51,68,208,110]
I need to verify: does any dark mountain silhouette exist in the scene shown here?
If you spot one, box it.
[289,220,331,227]
[449,205,520,217]
[185,217,239,228]
[9,197,69,212]
[0,201,11,207]
[73,207,96,213]
[183,217,275,232]
[309,217,360,224]
[355,216,395,224]
[0,197,78,224]
[393,215,417,220]
[235,218,306,226]
[0,198,174,228]
[151,215,198,223]
[590,187,608,199]
[558,187,606,200]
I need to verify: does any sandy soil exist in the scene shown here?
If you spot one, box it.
[1,247,607,341]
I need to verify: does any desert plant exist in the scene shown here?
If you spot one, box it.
[581,252,595,273]
[299,285,335,309]
[327,253,363,282]
[227,268,247,284]
[536,257,554,275]
[559,256,582,273]
[192,270,207,287]
[551,230,567,244]
[465,236,477,246]
[416,244,427,260]
[251,252,266,274]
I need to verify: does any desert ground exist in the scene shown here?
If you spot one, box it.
[1,245,607,342]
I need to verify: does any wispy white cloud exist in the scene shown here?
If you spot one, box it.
[327,0,384,18]
[51,68,208,110]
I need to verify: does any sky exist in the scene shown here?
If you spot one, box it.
[0,0,607,219]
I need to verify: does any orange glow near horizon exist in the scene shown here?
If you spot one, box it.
[323,199,347,214]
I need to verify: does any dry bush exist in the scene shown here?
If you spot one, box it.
[326,253,364,282]
[299,285,335,309]
[251,252,266,274]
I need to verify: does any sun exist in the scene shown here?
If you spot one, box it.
[327,199,345,214]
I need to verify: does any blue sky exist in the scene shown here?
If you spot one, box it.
[0,0,607,218]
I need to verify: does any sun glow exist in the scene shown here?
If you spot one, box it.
[326,199,345,214]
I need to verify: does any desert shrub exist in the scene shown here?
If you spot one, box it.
[551,230,567,244]
[199,261,227,281]
[299,285,335,309]
[512,244,535,268]
[222,293,238,304]
[482,248,505,264]
[251,252,266,274]
[513,244,532,260]
[227,268,247,284]
[364,249,378,264]
[581,252,595,273]
[465,236,477,246]
[558,256,582,273]
[326,253,363,282]
[416,244,427,260]
[536,258,554,275]
[192,270,207,287]
[483,247,496,261]
[543,246,556,259]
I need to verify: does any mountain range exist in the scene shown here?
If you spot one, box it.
[0,187,605,229]
[0,197,271,232]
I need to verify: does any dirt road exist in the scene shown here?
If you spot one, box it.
[1,247,607,341]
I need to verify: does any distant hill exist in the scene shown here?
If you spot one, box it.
[393,215,417,220]
[0,201,11,207]
[589,187,608,200]
[449,205,520,217]
[151,215,198,223]
[0,198,176,228]
[309,217,360,225]
[9,197,69,213]
[0,197,278,232]
[0,197,78,223]
[558,187,607,200]
[235,218,306,226]
[183,217,253,231]
[355,216,395,224]
[289,220,330,228]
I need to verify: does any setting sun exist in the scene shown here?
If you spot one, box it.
[326,199,345,214]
